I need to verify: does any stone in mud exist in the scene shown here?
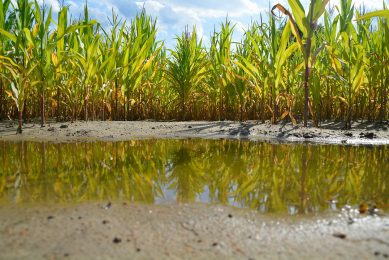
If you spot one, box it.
[333,232,346,239]
[113,237,122,244]
[361,132,376,139]
[101,202,112,210]
[365,133,376,139]
[303,133,315,139]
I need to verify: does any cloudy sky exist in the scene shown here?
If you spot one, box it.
[41,0,388,47]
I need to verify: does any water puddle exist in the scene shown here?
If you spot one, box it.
[0,139,388,215]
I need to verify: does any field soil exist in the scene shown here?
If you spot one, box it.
[0,202,389,260]
[0,120,388,144]
[1,120,389,259]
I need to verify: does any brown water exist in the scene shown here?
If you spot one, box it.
[0,139,388,215]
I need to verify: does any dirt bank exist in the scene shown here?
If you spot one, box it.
[0,202,388,260]
[1,120,388,145]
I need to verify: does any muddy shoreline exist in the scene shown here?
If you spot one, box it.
[0,120,388,145]
[1,202,389,259]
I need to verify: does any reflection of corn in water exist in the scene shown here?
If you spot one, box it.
[0,140,387,216]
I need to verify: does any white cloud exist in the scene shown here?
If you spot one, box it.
[36,0,60,12]
[55,0,389,46]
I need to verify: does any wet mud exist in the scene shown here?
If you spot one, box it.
[0,120,388,145]
[1,202,389,259]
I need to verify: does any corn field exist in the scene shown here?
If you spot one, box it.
[0,0,388,132]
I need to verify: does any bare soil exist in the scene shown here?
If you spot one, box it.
[0,202,389,260]
[0,120,388,145]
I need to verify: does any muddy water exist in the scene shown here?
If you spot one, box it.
[0,139,388,215]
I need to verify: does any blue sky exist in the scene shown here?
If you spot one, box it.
[40,0,388,47]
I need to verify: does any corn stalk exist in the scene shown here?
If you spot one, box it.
[272,0,329,126]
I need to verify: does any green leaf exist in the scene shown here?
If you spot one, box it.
[288,0,308,36]
[312,0,330,22]
[356,10,389,20]
[23,28,34,46]
[0,28,17,42]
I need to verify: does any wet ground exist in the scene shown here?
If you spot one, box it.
[0,120,388,145]
[1,202,389,260]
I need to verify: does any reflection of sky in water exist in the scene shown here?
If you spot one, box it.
[154,184,176,204]
[0,140,388,215]
[196,185,210,204]
[154,167,177,204]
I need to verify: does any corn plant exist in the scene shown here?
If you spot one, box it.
[0,0,12,120]
[0,0,38,133]
[100,12,126,120]
[209,19,235,120]
[272,0,329,126]
[30,0,54,126]
[165,27,208,120]
[357,8,389,122]
[52,4,68,120]
[236,16,299,124]
[121,10,161,120]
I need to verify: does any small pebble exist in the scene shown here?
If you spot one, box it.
[333,232,346,239]
[113,237,122,244]
[102,202,112,210]
[365,132,375,139]
[303,133,315,139]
